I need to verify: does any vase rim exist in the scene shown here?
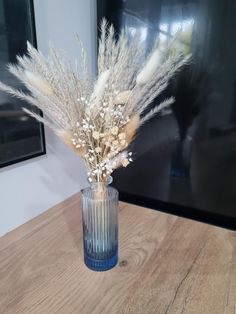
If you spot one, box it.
[81,183,118,201]
[87,175,113,186]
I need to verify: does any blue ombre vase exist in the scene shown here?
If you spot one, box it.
[81,177,118,271]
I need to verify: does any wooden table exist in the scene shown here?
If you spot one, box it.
[0,194,235,314]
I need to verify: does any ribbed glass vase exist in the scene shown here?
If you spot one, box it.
[81,177,118,271]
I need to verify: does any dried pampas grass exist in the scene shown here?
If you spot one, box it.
[136,48,164,85]
[0,18,190,182]
[124,114,140,145]
[24,71,53,95]
[90,69,110,104]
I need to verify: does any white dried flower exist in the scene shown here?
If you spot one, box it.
[120,140,127,146]
[92,131,100,140]
[118,132,126,140]
[121,158,129,167]
[95,147,102,153]
[111,126,119,136]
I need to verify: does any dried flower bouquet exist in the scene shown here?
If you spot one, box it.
[0,19,190,182]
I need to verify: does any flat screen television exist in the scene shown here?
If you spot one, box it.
[0,0,46,168]
[98,0,236,229]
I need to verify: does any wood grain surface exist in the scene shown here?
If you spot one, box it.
[0,193,235,314]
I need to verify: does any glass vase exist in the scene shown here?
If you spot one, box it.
[81,177,118,271]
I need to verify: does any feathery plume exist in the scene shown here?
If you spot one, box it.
[90,69,110,103]
[124,114,140,145]
[136,47,164,85]
[24,70,53,95]
[22,108,55,130]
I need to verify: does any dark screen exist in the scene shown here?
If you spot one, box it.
[98,0,236,228]
[0,0,45,168]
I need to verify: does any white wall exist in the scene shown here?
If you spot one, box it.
[0,0,97,236]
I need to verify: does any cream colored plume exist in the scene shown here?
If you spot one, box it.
[124,114,140,145]
[91,69,110,102]
[136,48,164,85]
[24,70,53,95]
[114,90,132,105]
[56,130,85,156]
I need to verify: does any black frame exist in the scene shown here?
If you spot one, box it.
[119,191,236,231]
[0,0,46,169]
[97,1,236,231]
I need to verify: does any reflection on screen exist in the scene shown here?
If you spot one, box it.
[98,0,236,221]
